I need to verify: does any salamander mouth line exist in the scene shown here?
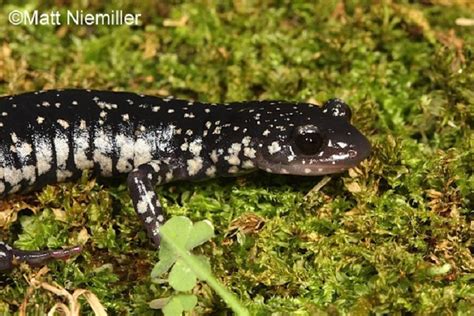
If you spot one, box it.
[256,148,371,176]
[258,162,364,176]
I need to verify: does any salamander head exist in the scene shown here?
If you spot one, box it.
[252,99,371,176]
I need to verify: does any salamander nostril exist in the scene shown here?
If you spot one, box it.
[348,149,357,158]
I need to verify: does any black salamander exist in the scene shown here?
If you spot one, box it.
[0,89,371,271]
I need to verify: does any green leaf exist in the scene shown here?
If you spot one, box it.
[175,294,198,311]
[168,258,197,292]
[160,220,249,315]
[428,263,452,276]
[148,297,170,309]
[151,216,208,278]
[153,234,179,279]
[162,294,198,316]
[151,253,176,279]
[161,216,193,249]
[194,255,212,275]
[185,220,214,250]
[153,217,214,278]
[162,297,183,316]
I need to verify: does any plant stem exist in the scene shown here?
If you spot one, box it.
[161,232,250,316]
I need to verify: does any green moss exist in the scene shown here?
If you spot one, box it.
[0,1,472,314]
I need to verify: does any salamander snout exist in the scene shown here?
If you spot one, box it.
[253,100,371,176]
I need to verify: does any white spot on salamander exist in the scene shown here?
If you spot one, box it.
[57,170,72,182]
[244,147,256,159]
[10,133,18,143]
[93,129,113,176]
[115,134,134,172]
[17,143,32,157]
[210,149,219,163]
[187,157,203,176]
[134,137,153,167]
[225,143,242,166]
[205,166,216,177]
[329,153,350,161]
[79,120,87,130]
[33,136,53,175]
[213,126,222,134]
[189,139,203,156]
[149,161,161,173]
[57,119,70,129]
[242,136,251,147]
[228,166,239,173]
[180,142,189,151]
[54,134,70,179]
[4,167,22,187]
[137,200,148,214]
[268,141,281,155]
[242,160,255,169]
[74,126,94,170]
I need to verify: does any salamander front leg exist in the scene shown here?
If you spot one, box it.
[127,162,169,248]
[0,242,81,272]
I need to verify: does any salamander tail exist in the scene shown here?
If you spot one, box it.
[0,242,81,271]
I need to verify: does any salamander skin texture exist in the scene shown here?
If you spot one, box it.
[0,89,371,271]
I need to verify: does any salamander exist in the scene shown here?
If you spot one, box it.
[0,89,371,271]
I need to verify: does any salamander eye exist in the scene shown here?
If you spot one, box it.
[294,125,324,155]
[322,99,352,121]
